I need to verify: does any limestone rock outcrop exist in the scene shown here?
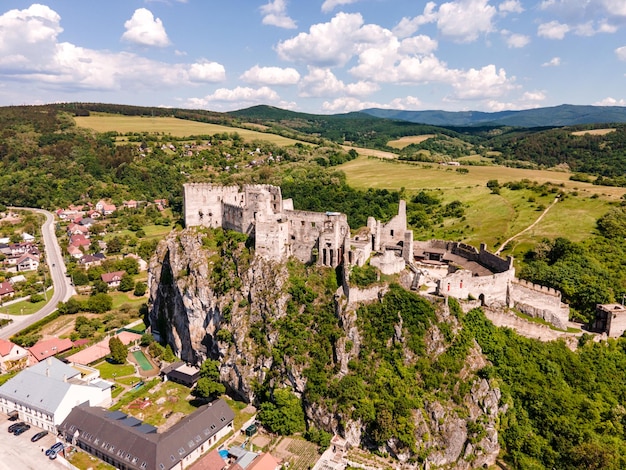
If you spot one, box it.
[148,228,504,468]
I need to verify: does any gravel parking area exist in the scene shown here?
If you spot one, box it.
[0,414,67,470]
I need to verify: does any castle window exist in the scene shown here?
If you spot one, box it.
[311,222,315,228]
[301,220,305,226]
[390,230,394,236]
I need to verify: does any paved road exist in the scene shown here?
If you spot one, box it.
[0,208,75,339]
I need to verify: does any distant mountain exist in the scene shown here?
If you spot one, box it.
[360,104,626,127]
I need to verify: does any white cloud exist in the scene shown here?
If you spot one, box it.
[502,31,530,48]
[450,64,517,100]
[0,5,225,93]
[260,0,296,29]
[542,57,561,66]
[277,12,367,66]
[538,20,570,39]
[188,61,226,82]
[594,97,626,106]
[499,0,523,14]
[321,0,360,13]
[601,0,626,16]
[399,35,438,55]
[240,65,300,86]
[393,0,496,43]
[186,86,294,111]
[436,0,497,42]
[393,2,437,38]
[299,67,378,98]
[521,91,546,101]
[122,8,170,47]
[616,46,626,60]
[322,95,424,113]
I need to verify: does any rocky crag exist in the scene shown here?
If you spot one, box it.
[148,227,506,468]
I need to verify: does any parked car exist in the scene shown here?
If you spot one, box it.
[45,442,64,457]
[13,424,30,436]
[8,421,25,433]
[31,430,48,442]
[48,450,57,460]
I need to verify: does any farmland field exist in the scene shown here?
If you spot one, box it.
[571,128,616,136]
[387,134,436,148]
[75,113,303,146]
[339,156,624,253]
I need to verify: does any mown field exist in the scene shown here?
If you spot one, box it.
[75,113,303,146]
[339,156,624,255]
[386,134,436,149]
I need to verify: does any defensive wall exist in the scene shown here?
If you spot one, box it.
[184,183,570,330]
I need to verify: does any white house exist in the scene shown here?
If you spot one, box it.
[0,339,28,373]
[0,357,112,432]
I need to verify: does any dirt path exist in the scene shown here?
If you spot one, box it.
[495,195,560,255]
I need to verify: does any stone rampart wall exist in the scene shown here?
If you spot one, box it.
[478,244,512,273]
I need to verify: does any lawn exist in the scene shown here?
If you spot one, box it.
[69,451,115,470]
[75,114,303,146]
[117,380,198,427]
[95,360,136,379]
[339,156,622,250]
[2,289,54,315]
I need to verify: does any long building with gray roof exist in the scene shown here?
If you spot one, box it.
[58,398,234,470]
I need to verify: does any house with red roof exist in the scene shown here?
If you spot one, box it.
[96,199,116,215]
[101,270,126,288]
[0,338,28,373]
[27,337,74,363]
[0,281,14,300]
[67,244,84,259]
[70,234,91,248]
[67,222,89,236]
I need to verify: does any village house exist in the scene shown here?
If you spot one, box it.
[0,338,29,373]
[27,337,74,363]
[16,253,40,272]
[0,281,15,300]
[95,200,117,215]
[67,244,84,259]
[79,253,106,268]
[67,223,90,236]
[123,200,138,209]
[101,270,126,289]
[70,234,91,249]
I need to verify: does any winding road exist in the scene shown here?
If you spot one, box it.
[0,208,75,340]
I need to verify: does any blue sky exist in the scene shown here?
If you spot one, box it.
[1,0,625,114]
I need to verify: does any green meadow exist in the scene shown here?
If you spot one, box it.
[339,156,624,255]
[75,113,303,146]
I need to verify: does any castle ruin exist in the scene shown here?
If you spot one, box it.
[183,183,570,329]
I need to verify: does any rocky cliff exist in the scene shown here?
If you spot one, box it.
[148,227,505,468]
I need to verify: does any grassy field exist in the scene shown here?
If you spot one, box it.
[2,289,53,315]
[75,113,303,146]
[571,128,615,136]
[339,156,624,252]
[387,134,436,149]
[95,360,136,379]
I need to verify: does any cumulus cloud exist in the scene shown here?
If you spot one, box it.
[240,65,300,86]
[321,0,360,13]
[499,0,523,14]
[188,61,226,82]
[321,95,423,113]
[542,57,561,66]
[436,0,497,42]
[393,0,496,43]
[0,5,224,94]
[615,46,626,60]
[399,35,438,55]
[501,31,530,48]
[260,0,296,29]
[277,12,369,66]
[450,64,517,100]
[186,86,295,111]
[299,67,378,98]
[122,8,170,47]
[595,97,626,106]
[538,20,570,39]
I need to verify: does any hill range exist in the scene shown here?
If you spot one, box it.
[358,104,626,127]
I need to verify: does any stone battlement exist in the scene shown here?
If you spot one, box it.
[512,279,561,298]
